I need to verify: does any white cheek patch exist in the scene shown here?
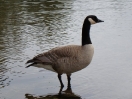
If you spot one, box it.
[88,18,96,24]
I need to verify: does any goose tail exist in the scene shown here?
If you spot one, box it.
[26,59,34,64]
[25,56,52,68]
[25,59,37,68]
[26,62,36,68]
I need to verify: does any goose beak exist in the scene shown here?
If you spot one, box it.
[97,19,104,23]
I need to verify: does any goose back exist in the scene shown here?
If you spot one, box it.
[31,44,94,74]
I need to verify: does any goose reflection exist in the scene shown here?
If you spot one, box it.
[25,87,81,99]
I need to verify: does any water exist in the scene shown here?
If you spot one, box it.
[0,0,132,99]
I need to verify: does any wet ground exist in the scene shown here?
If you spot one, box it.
[0,0,132,99]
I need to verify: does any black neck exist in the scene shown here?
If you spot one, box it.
[82,19,91,46]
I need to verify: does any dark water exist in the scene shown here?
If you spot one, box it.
[0,0,132,99]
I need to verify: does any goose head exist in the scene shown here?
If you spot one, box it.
[86,15,104,25]
[82,15,104,45]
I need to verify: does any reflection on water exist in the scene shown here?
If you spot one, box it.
[25,87,81,99]
[1,0,132,99]
[0,0,73,89]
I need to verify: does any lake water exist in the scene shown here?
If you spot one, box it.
[0,0,132,99]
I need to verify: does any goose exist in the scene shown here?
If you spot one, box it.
[26,15,104,89]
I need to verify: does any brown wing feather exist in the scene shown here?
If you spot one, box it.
[26,45,81,71]
[49,45,81,57]
[32,45,80,61]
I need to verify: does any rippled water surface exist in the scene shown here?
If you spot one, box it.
[0,0,132,99]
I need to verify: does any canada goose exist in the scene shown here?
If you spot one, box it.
[26,15,104,89]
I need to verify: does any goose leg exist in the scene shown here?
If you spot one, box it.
[58,74,64,88]
[67,74,71,89]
